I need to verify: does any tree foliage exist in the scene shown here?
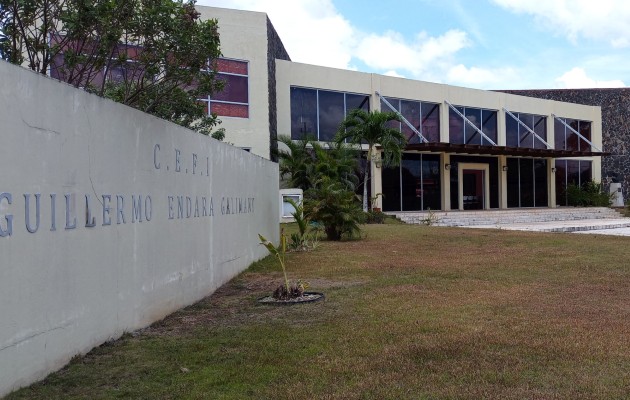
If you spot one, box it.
[304,176,363,241]
[0,0,225,137]
[277,135,359,192]
[277,134,363,241]
[336,109,406,211]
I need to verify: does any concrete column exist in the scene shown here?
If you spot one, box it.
[442,153,451,210]
[549,158,557,207]
[499,155,508,209]
[372,151,383,210]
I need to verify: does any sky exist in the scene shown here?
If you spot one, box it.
[197,0,629,90]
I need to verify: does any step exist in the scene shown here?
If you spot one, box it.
[389,207,628,227]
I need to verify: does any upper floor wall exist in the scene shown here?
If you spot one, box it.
[276,60,603,153]
[197,6,285,159]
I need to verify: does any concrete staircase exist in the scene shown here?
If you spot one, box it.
[389,207,630,233]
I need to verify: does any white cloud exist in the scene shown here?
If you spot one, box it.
[492,0,630,48]
[355,30,470,77]
[384,70,405,78]
[447,65,519,88]
[554,67,625,88]
[198,0,475,81]
[198,0,356,69]
[197,0,529,89]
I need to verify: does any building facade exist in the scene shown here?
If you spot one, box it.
[500,89,630,203]
[203,6,605,211]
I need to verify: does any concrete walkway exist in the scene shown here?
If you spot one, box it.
[468,218,630,234]
[391,207,630,236]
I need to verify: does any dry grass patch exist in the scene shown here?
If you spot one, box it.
[7,224,630,399]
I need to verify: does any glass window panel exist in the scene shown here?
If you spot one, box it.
[318,90,345,142]
[506,113,519,147]
[401,153,422,211]
[401,100,421,144]
[212,74,248,103]
[567,160,580,186]
[421,103,440,143]
[506,158,520,208]
[555,160,567,206]
[422,155,441,210]
[481,110,497,146]
[290,87,317,140]
[381,165,401,212]
[209,102,248,118]
[566,119,579,151]
[554,119,566,150]
[518,113,534,148]
[381,98,401,131]
[519,158,534,207]
[534,159,548,207]
[579,121,592,152]
[216,58,248,75]
[533,116,547,150]
[464,108,482,145]
[449,107,464,144]
[580,160,592,185]
[346,93,370,114]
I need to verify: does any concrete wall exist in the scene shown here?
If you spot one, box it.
[0,60,279,396]
[197,6,273,160]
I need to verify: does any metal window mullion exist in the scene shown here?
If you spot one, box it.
[445,101,497,146]
[399,162,403,211]
[552,114,601,152]
[376,91,429,143]
[316,90,320,141]
[504,108,551,149]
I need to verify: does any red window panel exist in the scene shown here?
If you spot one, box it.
[216,58,248,75]
[210,102,249,118]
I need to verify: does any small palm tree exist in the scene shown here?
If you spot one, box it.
[276,135,316,191]
[276,135,360,191]
[336,109,406,211]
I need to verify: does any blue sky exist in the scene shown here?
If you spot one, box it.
[198,0,629,90]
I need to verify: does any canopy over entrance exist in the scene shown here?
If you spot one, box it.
[403,142,609,158]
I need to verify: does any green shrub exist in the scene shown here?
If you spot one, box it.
[304,177,363,241]
[566,181,613,207]
[365,209,386,224]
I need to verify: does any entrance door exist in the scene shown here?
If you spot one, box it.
[462,170,484,210]
[458,163,490,210]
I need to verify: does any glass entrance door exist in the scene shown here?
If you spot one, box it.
[457,162,490,210]
[462,169,485,210]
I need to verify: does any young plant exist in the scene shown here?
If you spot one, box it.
[258,232,290,296]
[259,231,310,299]
[286,198,320,251]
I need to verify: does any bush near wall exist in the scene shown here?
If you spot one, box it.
[566,181,614,207]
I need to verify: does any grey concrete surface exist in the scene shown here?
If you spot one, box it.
[0,60,279,396]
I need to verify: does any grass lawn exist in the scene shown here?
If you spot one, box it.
[7,224,630,399]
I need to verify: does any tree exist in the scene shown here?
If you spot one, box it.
[336,109,406,211]
[0,0,225,137]
[276,135,359,191]
[304,176,363,241]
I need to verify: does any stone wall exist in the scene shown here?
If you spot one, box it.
[0,60,279,396]
[499,88,630,202]
[267,17,291,162]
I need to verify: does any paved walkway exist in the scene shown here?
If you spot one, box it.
[468,218,630,235]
